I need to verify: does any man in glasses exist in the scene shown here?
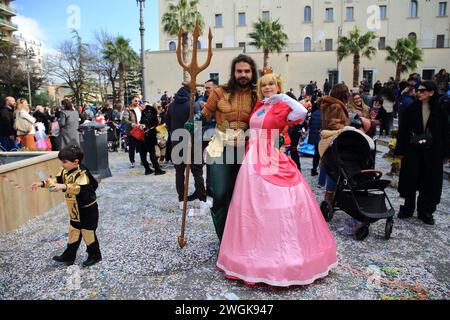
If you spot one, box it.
[0,96,19,151]
[122,96,144,168]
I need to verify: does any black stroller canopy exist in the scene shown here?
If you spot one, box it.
[323,129,375,175]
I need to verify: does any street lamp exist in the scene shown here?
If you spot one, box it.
[137,0,146,102]
[24,42,36,107]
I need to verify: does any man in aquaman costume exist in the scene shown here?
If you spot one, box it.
[187,54,258,240]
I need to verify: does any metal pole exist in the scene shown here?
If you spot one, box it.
[25,42,32,107]
[137,0,146,102]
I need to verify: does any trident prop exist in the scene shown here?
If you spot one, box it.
[176,20,213,248]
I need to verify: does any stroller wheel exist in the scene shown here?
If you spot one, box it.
[320,201,334,222]
[384,218,394,240]
[355,223,370,241]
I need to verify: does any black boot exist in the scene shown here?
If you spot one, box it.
[397,205,413,219]
[418,212,435,225]
[83,242,102,267]
[145,168,154,175]
[154,169,166,176]
[53,249,76,266]
[82,255,102,267]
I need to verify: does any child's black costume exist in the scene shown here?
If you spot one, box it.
[44,165,102,266]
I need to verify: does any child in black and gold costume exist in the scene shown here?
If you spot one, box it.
[32,145,102,267]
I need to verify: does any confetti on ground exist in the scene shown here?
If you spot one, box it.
[0,148,448,300]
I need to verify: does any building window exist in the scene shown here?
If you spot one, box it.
[215,14,222,27]
[380,5,387,20]
[325,39,333,51]
[304,37,312,52]
[238,42,246,48]
[346,7,354,21]
[197,40,201,49]
[437,34,445,48]
[409,0,418,17]
[325,8,334,21]
[262,11,270,20]
[210,73,219,84]
[169,41,176,51]
[215,43,222,49]
[304,6,312,22]
[378,37,386,49]
[328,70,339,87]
[238,12,246,26]
[439,2,447,16]
[422,69,435,80]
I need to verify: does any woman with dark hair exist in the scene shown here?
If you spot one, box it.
[139,104,166,176]
[435,69,449,96]
[379,87,396,136]
[59,99,80,149]
[395,81,450,225]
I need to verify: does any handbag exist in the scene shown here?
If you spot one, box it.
[410,130,433,149]
[130,126,145,141]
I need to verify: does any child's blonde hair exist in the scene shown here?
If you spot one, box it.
[257,74,285,99]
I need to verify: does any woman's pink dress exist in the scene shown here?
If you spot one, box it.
[216,99,337,287]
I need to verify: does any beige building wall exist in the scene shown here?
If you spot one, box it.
[0,0,18,44]
[147,0,450,99]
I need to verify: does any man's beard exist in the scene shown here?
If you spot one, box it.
[236,77,252,88]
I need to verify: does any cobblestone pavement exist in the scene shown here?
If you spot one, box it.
[0,142,449,300]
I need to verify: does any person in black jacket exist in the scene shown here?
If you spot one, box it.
[0,96,18,151]
[140,104,166,176]
[166,86,207,203]
[308,104,322,176]
[395,81,450,225]
[33,105,52,135]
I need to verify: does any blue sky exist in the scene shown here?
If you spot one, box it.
[12,0,160,53]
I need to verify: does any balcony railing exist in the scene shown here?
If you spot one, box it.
[0,3,17,16]
[244,38,450,53]
[0,17,18,31]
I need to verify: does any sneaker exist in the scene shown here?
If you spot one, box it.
[130,163,135,168]
[82,255,102,267]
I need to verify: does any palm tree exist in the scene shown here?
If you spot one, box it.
[337,26,377,87]
[248,18,288,71]
[385,38,424,82]
[102,36,139,104]
[161,0,204,83]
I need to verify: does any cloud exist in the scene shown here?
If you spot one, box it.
[12,15,47,44]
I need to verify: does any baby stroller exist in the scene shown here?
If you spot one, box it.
[107,121,120,152]
[320,130,395,241]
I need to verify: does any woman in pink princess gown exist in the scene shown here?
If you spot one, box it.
[216,74,337,287]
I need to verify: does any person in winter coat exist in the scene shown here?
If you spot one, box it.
[318,84,350,203]
[0,96,18,151]
[14,98,36,150]
[308,104,322,176]
[395,81,450,225]
[33,105,51,135]
[139,104,166,176]
[166,86,207,204]
[58,99,80,149]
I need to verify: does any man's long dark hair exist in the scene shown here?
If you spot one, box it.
[225,54,258,107]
